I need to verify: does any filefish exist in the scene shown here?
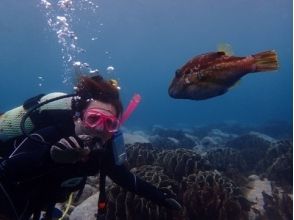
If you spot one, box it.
[168,50,278,100]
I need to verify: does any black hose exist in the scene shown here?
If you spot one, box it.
[20,93,76,145]
[97,172,107,220]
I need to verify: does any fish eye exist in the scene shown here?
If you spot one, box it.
[175,69,181,78]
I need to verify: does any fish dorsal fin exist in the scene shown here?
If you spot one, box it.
[217,43,234,56]
[196,52,226,61]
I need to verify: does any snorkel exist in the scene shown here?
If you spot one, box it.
[120,94,141,125]
[110,93,141,164]
[100,93,141,218]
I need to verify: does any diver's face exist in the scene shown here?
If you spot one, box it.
[74,100,117,144]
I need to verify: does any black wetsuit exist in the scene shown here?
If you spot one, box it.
[0,122,166,219]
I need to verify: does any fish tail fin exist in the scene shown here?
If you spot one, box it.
[253,50,279,72]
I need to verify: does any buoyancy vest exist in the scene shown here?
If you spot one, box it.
[0,92,73,157]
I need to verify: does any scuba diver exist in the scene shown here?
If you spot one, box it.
[0,75,182,219]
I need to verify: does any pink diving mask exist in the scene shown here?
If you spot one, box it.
[83,108,120,133]
[82,93,141,132]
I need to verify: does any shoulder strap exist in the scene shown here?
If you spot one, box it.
[23,94,45,110]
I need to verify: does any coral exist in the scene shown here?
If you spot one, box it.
[105,165,182,220]
[104,164,251,220]
[200,136,222,148]
[126,144,206,181]
[266,155,292,187]
[191,122,251,138]
[226,133,273,172]
[125,143,159,168]
[68,125,292,220]
[181,170,249,220]
[205,148,248,185]
[150,127,197,149]
[156,148,204,181]
[255,140,293,188]
[206,148,247,172]
[151,126,187,139]
[149,135,180,149]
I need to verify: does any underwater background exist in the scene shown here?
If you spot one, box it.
[0,0,292,130]
[0,1,293,220]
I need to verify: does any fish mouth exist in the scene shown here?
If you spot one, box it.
[168,84,188,99]
[168,84,178,98]
[168,87,178,98]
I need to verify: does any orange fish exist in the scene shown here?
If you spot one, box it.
[168,50,278,100]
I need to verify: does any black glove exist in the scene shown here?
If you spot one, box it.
[161,198,182,211]
[50,136,90,163]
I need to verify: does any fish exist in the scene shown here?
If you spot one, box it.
[168,50,278,100]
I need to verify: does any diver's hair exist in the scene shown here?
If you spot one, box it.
[72,75,123,118]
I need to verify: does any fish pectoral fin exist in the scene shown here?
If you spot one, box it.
[228,80,241,90]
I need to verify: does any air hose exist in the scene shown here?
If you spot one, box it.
[20,93,76,145]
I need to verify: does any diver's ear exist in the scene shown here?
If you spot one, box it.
[175,69,182,78]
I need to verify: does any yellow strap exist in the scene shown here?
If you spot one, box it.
[59,193,73,220]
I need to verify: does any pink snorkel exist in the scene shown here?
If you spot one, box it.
[120,94,141,125]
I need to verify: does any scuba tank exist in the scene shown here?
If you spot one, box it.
[0,92,78,219]
[0,92,73,155]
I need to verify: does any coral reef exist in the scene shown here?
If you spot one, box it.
[205,148,247,172]
[150,126,197,149]
[226,133,274,172]
[105,165,181,220]
[126,144,210,181]
[255,140,293,188]
[205,148,248,186]
[182,171,250,220]
[68,125,292,220]
[125,143,159,168]
[191,122,251,138]
[155,148,206,181]
[104,165,250,220]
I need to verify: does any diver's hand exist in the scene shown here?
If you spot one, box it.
[50,136,90,163]
[161,198,182,211]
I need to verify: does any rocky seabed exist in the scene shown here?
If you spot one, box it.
[66,125,292,220]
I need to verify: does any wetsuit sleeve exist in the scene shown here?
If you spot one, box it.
[101,145,166,205]
[0,127,59,182]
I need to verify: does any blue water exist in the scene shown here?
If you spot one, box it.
[0,0,292,130]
